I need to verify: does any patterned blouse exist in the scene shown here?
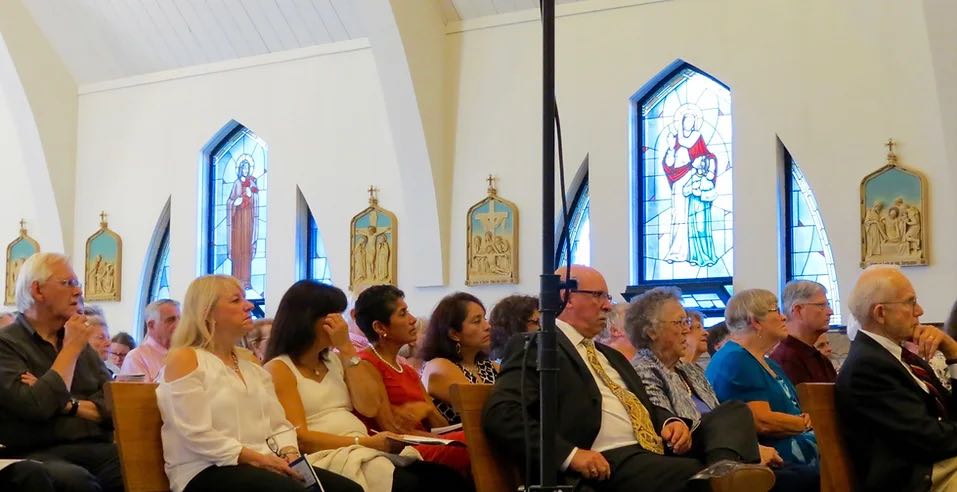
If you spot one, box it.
[630,348,720,423]
[433,359,497,424]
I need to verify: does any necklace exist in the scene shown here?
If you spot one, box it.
[228,351,243,378]
[370,345,403,373]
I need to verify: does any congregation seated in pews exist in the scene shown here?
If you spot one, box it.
[5,249,957,492]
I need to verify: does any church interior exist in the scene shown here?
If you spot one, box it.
[1,0,955,346]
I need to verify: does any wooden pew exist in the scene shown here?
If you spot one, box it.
[797,382,856,492]
[450,384,521,492]
[106,382,170,492]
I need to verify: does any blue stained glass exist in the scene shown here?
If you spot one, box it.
[207,126,268,303]
[306,209,333,284]
[147,226,170,303]
[557,179,591,266]
[639,67,733,282]
[787,160,841,324]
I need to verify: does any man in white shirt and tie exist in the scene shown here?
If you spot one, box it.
[483,265,773,492]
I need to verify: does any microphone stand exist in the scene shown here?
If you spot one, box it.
[534,1,572,490]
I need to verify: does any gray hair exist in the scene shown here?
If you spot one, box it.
[725,289,780,333]
[15,253,70,312]
[782,280,826,318]
[686,309,703,323]
[145,298,180,324]
[596,303,628,344]
[848,264,902,325]
[626,287,682,349]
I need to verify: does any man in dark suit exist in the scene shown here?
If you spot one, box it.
[482,265,773,492]
[837,265,957,492]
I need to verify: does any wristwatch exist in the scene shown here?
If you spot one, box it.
[66,397,79,416]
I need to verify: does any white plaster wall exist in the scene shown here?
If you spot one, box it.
[0,32,65,301]
[447,0,957,321]
[73,44,427,334]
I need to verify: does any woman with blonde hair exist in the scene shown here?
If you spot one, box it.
[157,275,361,492]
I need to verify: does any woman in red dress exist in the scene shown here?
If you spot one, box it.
[353,285,471,477]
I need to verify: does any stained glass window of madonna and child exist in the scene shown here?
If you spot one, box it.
[207,125,268,307]
[636,65,732,284]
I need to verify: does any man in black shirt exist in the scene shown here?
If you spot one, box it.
[0,252,122,491]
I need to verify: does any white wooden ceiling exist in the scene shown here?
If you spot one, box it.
[439,0,587,22]
[20,0,592,86]
[21,0,366,85]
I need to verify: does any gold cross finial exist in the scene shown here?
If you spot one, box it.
[19,219,26,234]
[885,138,898,165]
[99,211,108,226]
[486,174,497,195]
[367,185,379,205]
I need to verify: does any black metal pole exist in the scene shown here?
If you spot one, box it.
[537,0,560,488]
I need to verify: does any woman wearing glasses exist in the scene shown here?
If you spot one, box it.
[705,289,819,468]
[488,294,539,362]
[263,280,468,492]
[419,292,498,425]
[156,275,361,492]
[630,288,819,492]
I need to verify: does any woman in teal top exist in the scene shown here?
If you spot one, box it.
[705,289,819,467]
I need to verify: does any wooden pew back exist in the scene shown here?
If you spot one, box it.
[106,382,169,492]
[797,382,856,492]
[450,384,521,492]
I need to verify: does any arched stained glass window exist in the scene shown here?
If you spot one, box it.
[629,63,732,320]
[556,176,590,267]
[306,209,333,284]
[785,154,841,324]
[206,125,268,313]
[147,225,170,303]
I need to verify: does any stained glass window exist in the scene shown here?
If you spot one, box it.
[147,225,170,303]
[556,176,590,267]
[306,209,333,284]
[637,66,732,283]
[786,155,842,324]
[207,126,268,310]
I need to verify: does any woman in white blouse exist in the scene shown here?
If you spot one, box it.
[157,274,362,492]
[264,280,470,492]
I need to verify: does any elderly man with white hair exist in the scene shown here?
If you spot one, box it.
[0,252,123,492]
[836,265,957,492]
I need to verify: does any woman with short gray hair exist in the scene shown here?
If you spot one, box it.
[705,289,819,468]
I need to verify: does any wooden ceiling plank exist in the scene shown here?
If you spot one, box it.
[328,0,364,39]
[310,0,348,43]
[291,0,332,45]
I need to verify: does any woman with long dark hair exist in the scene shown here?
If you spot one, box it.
[419,292,497,425]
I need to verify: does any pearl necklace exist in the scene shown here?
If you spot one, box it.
[370,345,403,373]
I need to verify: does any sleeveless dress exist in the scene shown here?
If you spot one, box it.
[358,349,471,476]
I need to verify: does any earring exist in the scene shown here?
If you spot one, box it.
[455,342,461,354]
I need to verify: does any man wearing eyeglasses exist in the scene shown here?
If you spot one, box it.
[0,252,122,492]
[484,264,772,492]
[837,264,957,492]
[769,280,837,386]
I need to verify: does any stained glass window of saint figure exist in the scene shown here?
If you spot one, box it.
[637,66,732,283]
[207,126,268,306]
[147,225,171,303]
[556,177,591,267]
[306,209,333,284]
[786,155,842,324]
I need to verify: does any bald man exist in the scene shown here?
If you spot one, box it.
[836,265,957,492]
[483,265,772,492]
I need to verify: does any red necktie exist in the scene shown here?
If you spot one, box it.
[902,349,949,418]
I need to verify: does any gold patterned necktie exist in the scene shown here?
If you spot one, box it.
[582,339,664,454]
